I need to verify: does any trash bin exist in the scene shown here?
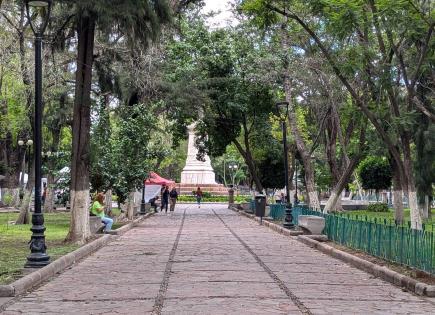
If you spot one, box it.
[255,195,266,217]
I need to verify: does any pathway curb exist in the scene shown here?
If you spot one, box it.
[297,235,435,297]
[0,212,155,297]
[230,206,303,237]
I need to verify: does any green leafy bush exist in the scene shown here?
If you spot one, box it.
[367,203,389,212]
[2,193,13,206]
[357,157,392,192]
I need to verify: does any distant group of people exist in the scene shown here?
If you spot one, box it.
[149,186,204,212]
[150,185,179,214]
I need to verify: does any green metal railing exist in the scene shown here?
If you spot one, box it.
[292,206,435,275]
[249,200,255,213]
[269,204,286,220]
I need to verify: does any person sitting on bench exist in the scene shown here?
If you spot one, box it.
[149,196,159,213]
[90,193,113,233]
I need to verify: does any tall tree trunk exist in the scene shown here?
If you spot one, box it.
[325,110,343,211]
[323,155,361,213]
[281,25,320,210]
[391,159,404,225]
[402,136,422,230]
[233,139,263,193]
[285,94,320,210]
[65,13,96,244]
[44,124,62,213]
[16,159,34,224]
[127,191,135,220]
[44,173,55,213]
[105,189,112,215]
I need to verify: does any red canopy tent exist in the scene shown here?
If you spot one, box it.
[144,172,175,186]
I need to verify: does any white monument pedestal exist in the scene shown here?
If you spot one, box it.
[180,123,216,185]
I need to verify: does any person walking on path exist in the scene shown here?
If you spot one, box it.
[90,193,113,232]
[169,187,178,214]
[195,187,203,208]
[161,186,169,213]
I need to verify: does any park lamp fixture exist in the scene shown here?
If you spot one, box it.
[275,101,289,122]
[18,139,33,147]
[25,0,52,36]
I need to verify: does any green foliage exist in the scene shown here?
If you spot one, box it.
[2,194,13,206]
[111,104,156,203]
[357,157,392,192]
[257,139,285,190]
[367,203,389,213]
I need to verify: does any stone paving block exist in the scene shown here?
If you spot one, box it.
[2,204,435,314]
[161,297,301,315]
[166,281,287,299]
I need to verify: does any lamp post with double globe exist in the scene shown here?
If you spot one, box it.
[228,164,238,188]
[24,0,53,268]
[18,139,33,188]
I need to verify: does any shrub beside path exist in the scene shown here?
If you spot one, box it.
[2,204,435,314]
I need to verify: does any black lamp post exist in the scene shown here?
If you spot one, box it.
[140,179,147,215]
[25,0,52,268]
[276,101,294,229]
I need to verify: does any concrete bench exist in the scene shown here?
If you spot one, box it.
[89,216,106,234]
[298,215,325,235]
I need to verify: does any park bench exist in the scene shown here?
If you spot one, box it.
[298,215,325,235]
[89,215,106,234]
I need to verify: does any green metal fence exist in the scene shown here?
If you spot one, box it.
[269,204,286,220]
[292,206,435,275]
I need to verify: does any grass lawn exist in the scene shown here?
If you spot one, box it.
[340,208,435,229]
[0,212,79,285]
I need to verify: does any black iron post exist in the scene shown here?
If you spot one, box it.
[25,33,50,268]
[140,180,146,215]
[25,0,52,268]
[281,120,294,229]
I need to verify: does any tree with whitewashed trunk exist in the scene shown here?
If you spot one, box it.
[242,0,432,229]
[63,1,172,243]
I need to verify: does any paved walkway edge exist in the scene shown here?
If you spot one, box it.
[230,206,303,236]
[298,235,435,297]
[229,205,435,297]
[0,212,155,298]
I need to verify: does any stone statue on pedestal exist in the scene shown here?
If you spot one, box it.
[180,123,216,184]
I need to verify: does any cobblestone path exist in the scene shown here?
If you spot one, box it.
[2,204,435,314]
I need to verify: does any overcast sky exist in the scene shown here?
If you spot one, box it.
[202,0,236,28]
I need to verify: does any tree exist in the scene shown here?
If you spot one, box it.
[163,19,278,193]
[358,157,392,199]
[111,104,156,219]
[64,0,172,243]
[242,0,433,228]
